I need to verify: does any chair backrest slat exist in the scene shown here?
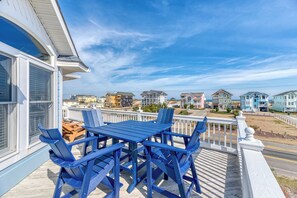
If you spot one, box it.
[38,124,84,180]
[178,117,207,164]
[156,108,174,124]
[82,109,104,128]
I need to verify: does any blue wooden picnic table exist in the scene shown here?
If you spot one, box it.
[86,120,172,193]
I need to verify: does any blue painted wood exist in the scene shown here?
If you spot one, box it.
[87,120,172,193]
[82,109,109,154]
[143,117,207,198]
[153,108,174,145]
[38,124,123,198]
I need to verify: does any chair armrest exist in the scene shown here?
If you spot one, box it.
[143,141,189,154]
[163,132,191,139]
[67,136,98,147]
[39,135,59,144]
[68,143,124,168]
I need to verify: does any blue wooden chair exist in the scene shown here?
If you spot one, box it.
[38,124,123,198]
[143,117,207,198]
[152,108,174,145]
[82,109,109,155]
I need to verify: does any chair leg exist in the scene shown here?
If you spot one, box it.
[190,158,201,193]
[53,169,64,198]
[171,153,187,198]
[146,146,153,198]
[113,150,121,198]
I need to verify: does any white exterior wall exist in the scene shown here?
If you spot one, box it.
[0,1,60,170]
[272,94,297,112]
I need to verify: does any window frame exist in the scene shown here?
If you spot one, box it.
[28,60,54,147]
[0,51,17,158]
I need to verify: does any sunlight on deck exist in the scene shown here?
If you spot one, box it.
[3,145,241,198]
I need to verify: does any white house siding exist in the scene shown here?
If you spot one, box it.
[0,1,63,195]
[272,93,297,112]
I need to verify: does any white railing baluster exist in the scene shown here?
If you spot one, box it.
[230,124,233,148]
[224,124,227,147]
[218,123,221,145]
[208,123,210,143]
[213,123,216,145]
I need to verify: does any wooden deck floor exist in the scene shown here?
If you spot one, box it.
[3,144,242,198]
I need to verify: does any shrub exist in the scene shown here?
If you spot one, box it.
[189,104,194,109]
[183,104,188,109]
[179,110,189,115]
[215,107,219,112]
[142,103,169,113]
[233,109,239,117]
[226,107,231,113]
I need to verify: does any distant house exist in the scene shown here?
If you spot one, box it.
[71,94,97,103]
[117,92,134,107]
[212,89,232,109]
[141,90,167,106]
[105,92,134,108]
[240,92,269,112]
[167,100,180,108]
[63,99,79,107]
[105,93,116,108]
[271,90,297,112]
[97,96,106,108]
[180,92,205,109]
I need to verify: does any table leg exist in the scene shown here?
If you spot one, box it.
[127,142,138,193]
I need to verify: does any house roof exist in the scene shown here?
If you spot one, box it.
[29,0,89,75]
[240,91,269,97]
[106,92,135,96]
[212,89,233,96]
[180,92,204,97]
[116,92,135,96]
[141,90,167,96]
[274,90,297,96]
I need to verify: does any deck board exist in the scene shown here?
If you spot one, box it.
[3,144,242,198]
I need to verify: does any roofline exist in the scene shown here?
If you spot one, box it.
[273,90,297,96]
[54,0,78,57]
[211,89,233,96]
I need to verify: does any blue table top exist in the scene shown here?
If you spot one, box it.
[86,120,172,143]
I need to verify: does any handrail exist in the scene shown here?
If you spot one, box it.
[236,111,285,198]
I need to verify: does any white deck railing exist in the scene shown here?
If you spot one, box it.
[63,107,285,198]
[65,108,237,153]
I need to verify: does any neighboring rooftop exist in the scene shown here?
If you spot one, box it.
[212,89,233,96]
[181,92,204,97]
[274,90,297,96]
[141,90,167,96]
[240,91,269,97]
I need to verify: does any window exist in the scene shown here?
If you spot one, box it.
[0,17,50,63]
[29,64,52,144]
[0,53,16,157]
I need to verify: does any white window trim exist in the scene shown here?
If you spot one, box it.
[27,62,54,147]
[0,51,18,159]
[0,42,55,170]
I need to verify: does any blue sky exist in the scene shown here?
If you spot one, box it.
[60,0,297,99]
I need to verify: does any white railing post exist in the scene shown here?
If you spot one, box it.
[237,111,285,198]
[137,106,143,121]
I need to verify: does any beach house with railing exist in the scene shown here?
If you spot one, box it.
[240,91,269,112]
[272,90,297,112]
[212,89,232,110]
[180,92,205,109]
[0,0,88,195]
[141,90,167,106]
